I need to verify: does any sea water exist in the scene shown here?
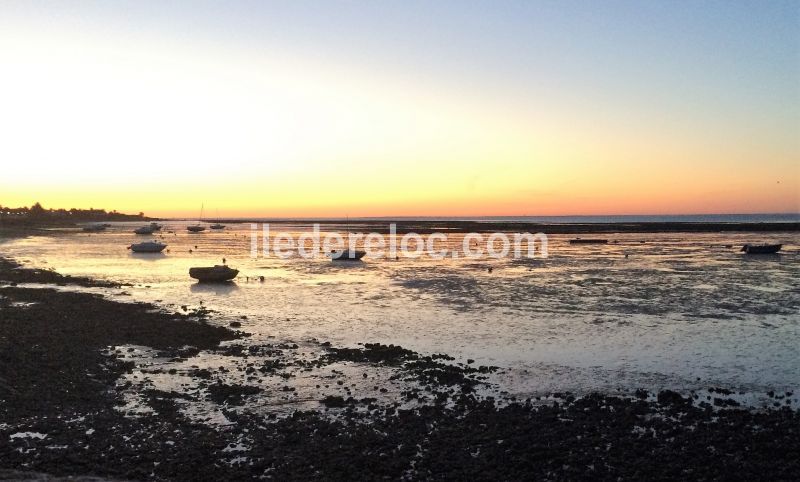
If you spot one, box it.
[2,222,798,396]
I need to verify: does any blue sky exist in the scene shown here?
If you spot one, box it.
[1,1,797,215]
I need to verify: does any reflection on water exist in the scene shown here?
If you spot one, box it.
[189,281,240,295]
[2,221,799,395]
[129,252,167,261]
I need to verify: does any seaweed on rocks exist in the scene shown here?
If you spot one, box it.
[322,343,416,365]
[0,257,123,288]
[320,342,498,392]
[2,257,799,480]
[207,383,262,405]
[0,283,238,419]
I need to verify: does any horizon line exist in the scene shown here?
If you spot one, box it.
[160,212,800,221]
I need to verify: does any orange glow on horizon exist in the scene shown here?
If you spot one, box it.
[1,7,798,218]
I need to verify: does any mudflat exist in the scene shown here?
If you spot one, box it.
[1,256,798,480]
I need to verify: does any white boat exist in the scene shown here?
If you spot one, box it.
[129,241,167,253]
[328,249,366,261]
[134,225,156,234]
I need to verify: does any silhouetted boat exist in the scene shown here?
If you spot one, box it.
[741,244,782,254]
[134,225,156,234]
[188,204,206,232]
[149,222,162,231]
[329,249,366,261]
[329,216,365,261]
[82,224,107,232]
[569,238,609,244]
[209,209,225,229]
[189,265,239,282]
[129,241,167,253]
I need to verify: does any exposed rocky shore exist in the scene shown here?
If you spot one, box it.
[1,257,798,481]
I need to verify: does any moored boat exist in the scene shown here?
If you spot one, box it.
[189,265,239,282]
[129,241,167,253]
[569,238,609,244]
[329,249,366,261]
[82,224,107,232]
[209,209,225,229]
[741,244,782,254]
[188,204,207,232]
[134,225,156,234]
[149,222,162,231]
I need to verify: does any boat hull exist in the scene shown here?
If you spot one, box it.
[569,239,609,244]
[329,250,367,261]
[130,243,167,253]
[187,226,206,232]
[742,244,782,254]
[189,266,239,282]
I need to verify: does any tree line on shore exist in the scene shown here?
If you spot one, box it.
[0,202,149,223]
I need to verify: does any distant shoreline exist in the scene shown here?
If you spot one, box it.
[167,219,800,234]
[172,212,800,223]
[3,216,799,236]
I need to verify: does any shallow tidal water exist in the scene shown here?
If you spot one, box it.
[2,222,799,400]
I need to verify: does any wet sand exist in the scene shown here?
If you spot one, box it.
[1,256,799,480]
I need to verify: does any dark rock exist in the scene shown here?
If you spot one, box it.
[321,395,347,408]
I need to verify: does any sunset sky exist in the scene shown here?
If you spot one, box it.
[1,1,798,217]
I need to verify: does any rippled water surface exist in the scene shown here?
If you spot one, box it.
[3,222,798,395]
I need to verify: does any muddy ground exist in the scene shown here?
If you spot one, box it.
[1,257,798,481]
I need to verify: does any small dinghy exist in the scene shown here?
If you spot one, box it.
[569,238,609,244]
[129,241,167,253]
[189,265,239,282]
[134,225,156,234]
[741,244,782,254]
[329,249,366,261]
